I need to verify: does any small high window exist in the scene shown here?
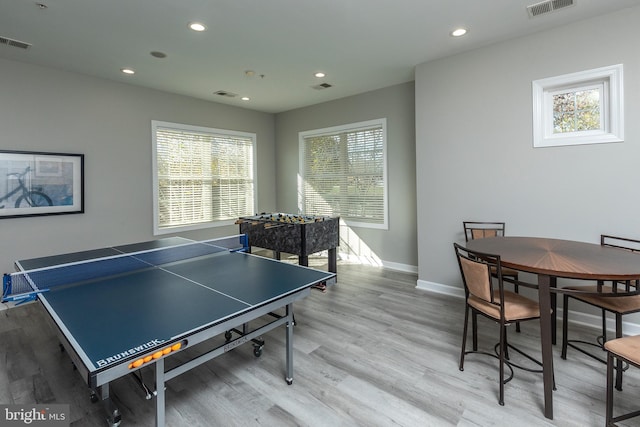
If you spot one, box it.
[532,64,623,148]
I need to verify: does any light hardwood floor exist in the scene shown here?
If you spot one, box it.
[2,256,640,426]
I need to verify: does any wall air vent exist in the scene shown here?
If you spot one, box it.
[312,83,333,90]
[0,36,32,50]
[527,0,575,18]
[214,90,237,98]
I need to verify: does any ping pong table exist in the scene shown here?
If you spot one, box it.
[2,235,336,426]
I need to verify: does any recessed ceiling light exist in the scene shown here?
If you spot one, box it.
[189,22,206,32]
[150,51,167,58]
[121,68,135,75]
[241,96,250,101]
[314,72,326,78]
[451,28,468,37]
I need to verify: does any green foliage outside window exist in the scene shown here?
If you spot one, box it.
[552,89,600,133]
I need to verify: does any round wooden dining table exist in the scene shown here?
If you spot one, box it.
[465,236,640,420]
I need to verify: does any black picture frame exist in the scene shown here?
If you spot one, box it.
[0,150,84,219]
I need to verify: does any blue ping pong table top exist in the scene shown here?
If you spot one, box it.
[15,237,191,271]
[16,237,334,373]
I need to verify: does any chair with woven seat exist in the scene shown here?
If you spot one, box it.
[463,221,521,333]
[605,335,640,426]
[561,234,640,391]
[454,243,546,406]
[463,221,507,241]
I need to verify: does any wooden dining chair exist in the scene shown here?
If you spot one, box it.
[463,221,521,333]
[605,335,640,426]
[454,243,546,406]
[561,234,640,391]
[463,221,506,242]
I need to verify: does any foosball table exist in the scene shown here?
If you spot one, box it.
[236,213,339,274]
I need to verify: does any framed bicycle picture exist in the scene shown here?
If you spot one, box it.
[0,150,84,219]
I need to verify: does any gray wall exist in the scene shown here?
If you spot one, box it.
[0,59,417,275]
[275,82,418,270]
[415,7,640,294]
[0,58,276,274]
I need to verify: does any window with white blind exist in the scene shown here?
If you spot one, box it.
[299,118,388,229]
[152,121,256,234]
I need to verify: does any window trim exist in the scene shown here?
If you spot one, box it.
[298,118,388,230]
[532,64,624,148]
[151,120,257,235]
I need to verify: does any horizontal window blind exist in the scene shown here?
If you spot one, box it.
[155,124,254,231]
[300,119,387,227]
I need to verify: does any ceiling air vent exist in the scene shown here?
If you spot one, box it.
[527,0,575,18]
[312,83,333,90]
[0,36,32,50]
[214,90,237,98]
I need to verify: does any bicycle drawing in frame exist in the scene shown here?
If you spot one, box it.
[0,150,84,219]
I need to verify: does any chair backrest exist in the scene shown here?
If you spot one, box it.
[453,242,502,304]
[601,234,640,253]
[601,234,640,291]
[463,221,506,242]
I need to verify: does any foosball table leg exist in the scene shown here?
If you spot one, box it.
[328,248,337,274]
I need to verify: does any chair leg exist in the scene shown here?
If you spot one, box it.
[503,326,510,360]
[514,282,521,333]
[615,314,623,391]
[472,311,478,351]
[561,293,569,359]
[460,306,470,371]
[606,352,615,426]
[551,353,556,391]
[601,308,608,344]
[498,323,505,406]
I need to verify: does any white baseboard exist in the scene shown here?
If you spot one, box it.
[381,260,418,274]
[416,280,640,335]
[563,306,640,336]
[338,252,418,274]
[416,279,465,298]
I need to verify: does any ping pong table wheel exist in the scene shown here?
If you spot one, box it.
[253,345,263,357]
[108,411,121,427]
[89,391,99,403]
[286,378,293,385]
[224,330,233,341]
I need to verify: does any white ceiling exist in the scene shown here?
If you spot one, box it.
[2,0,640,113]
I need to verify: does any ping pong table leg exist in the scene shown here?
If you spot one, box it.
[95,384,121,426]
[285,303,294,385]
[155,358,166,427]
